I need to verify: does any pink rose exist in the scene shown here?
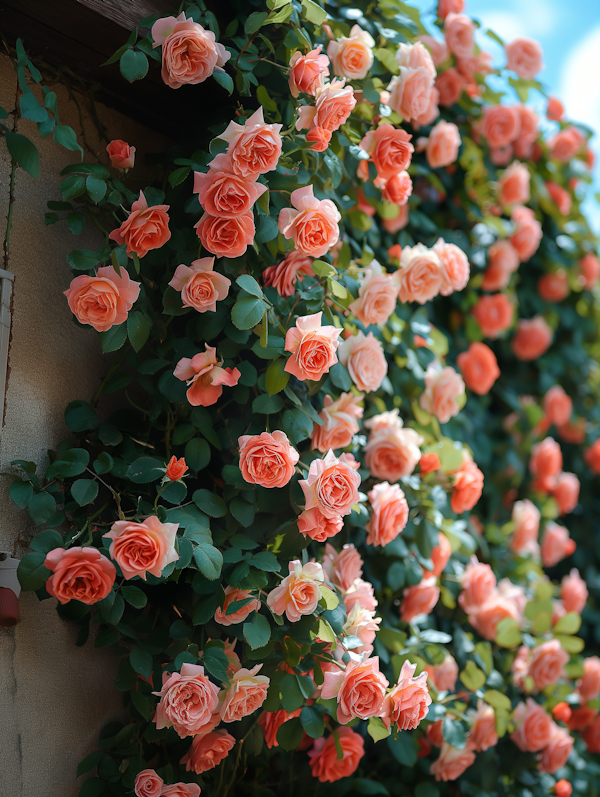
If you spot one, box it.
[541,522,576,568]
[160,784,200,797]
[561,568,588,614]
[300,450,361,519]
[109,191,170,258]
[180,729,235,773]
[553,472,580,515]
[467,699,498,751]
[528,640,569,690]
[451,457,483,513]
[195,211,254,258]
[469,595,521,640]
[510,205,542,262]
[360,124,414,180]
[384,660,431,730]
[134,770,163,797]
[238,430,299,489]
[444,13,474,59]
[438,0,465,19]
[396,41,436,77]
[313,79,357,133]
[289,46,329,97]
[153,663,220,738]
[395,243,443,304]
[577,657,600,703]
[344,578,377,613]
[510,499,540,556]
[545,181,572,216]
[327,24,375,80]
[505,38,544,80]
[194,157,267,218]
[420,361,465,425]
[383,203,409,232]
[174,344,240,407]
[544,385,572,427]
[267,560,324,622]
[387,67,435,123]
[457,342,500,396]
[321,656,388,724]
[420,34,449,67]
[538,270,569,303]
[44,547,115,605]
[262,250,314,297]
[426,120,461,168]
[538,724,574,774]
[430,742,476,781]
[498,161,530,206]
[481,106,521,150]
[459,556,496,612]
[278,185,340,257]
[425,653,458,692]
[400,577,440,623]
[342,603,380,654]
[348,260,397,326]
[219,665,269,723]
[338,331,388,393]
[366,482,409,547]
[284,311,341,381]
[381,171,413,206]
[579,252,600,289]
[298,508,343,543]
[311,392,364,453]
[103,516,178,580]
[514,104,539,158]
[214,586,260,626]
[308,728,364,783]
[512,317,552,361]
[65,266,140,333]
[152,13,229,88]
[106,139,135,169]
[217,107,282,179]
[423,533,452,578]
[432,238,470,296]
[547,97,564,121]
[549,126,586,163]
[471,293,514,338]
[530,437,562,492]
[322,543,363,591]
[435,69,464,107]
[169,258,230,312]
[364,410,423,481]
[510,699,552,752]
[481,240,519,291]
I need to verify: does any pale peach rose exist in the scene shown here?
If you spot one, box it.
[423,533,452,578]
[435,68,464,106]
[134,769,163,797]
[545,182,572,216]
[214,586,260,626]
[327,24,375,80]
[366,481,409,547]
[430,742,476,781]
[219,664,269,723]
[467,699,498,752]
[65,265,140,332]
[530,437,562,492]
[387,67,435,123]
[438,0,465,19]
[547,97,564,121]
[433,238,470,296]
[44,547,115,606]
[169,257,230,312]
[180,728,235,773]
[384,660,431,731]
[505,38,543,80]
[419,34,449,67]
[349,260,397,326]
[456,50,493,81]
[298,507,343,543]
[263,251,314,297]
[342,602,381,654]
[585,439,600,473]
[401,576,440,623]
[510,499,540,556]
[541,522,576,568]
[364,411,424,482]
[152,13,229,88]
[414,86,441,127]
[321,656,388,724]
[194,158,267,220]
[471,293,514,339]
[481,106,521,150]
[426,120,461,168]
[284,311,341,381]
[174,344,240,407]
[311,79,357,134]
[396,41,437,78]
[289,46,330,97]
[510,698,552,752]
[459,556,496,612]
[512,317,552,361]
[538,723,574,774]
[468,594,521,640]
[395,243,443,304]
[577,657,600,703]
[579,252,600,289]
[153,663,220,738]
[267,560,324,622]
[338,330,388,393]
[444,13,474,59]
[381,171,413,205]
[279,185,340,257]
[360,124,414,180]
[217,107,282,179]
[300,450,361,519]
[512,645,532,691]
[109,191,171,258]
[538,270,569,303]
[498,161,530,206]
[238,430,299,489]
[382,203,409,232]
[308,727,364,782]
[106,139,135,170]
[425,654,458,692]
[528,640,569,690]
[544,386,572,427]
[456,342,500,396]
[482,240,520,291]
[510,205,542,262]
[561,568,588,614]
[549,126,586,163]
[103,516,178,580]
[344,577,377,612]
[515,105,539,158]
[322,542,364,592]
[420,361,465,425]
[195,211,254,258]
[311,392,363,453]
[553,472,580,515]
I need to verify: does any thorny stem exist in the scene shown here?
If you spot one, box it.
[67,502,109,547]
[221,716,261,797]
[3,160,16,270]
[85,467,124,519]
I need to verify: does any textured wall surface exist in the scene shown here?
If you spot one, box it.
[0,52,167,797]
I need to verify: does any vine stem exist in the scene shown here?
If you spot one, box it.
[221,716,260,797]
[3,160,16,269]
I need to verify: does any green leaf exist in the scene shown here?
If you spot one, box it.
[245,11,268,34]
[9,479,33,508]
[252,393,284,414]
[443,716,466,749]
[301,0,328,25]
[121,585,147,608]
[79,777,105,797]
[276,717,304,750]
[556,634,585,654]
[30,529,62,553]
[265,358,290,396]
[76,750,104,778]
[66,212,86,235]
[66,248,102,271]
[71,479,99,506]
[60,175,86,200]
[319,585,339,610]
[249,551,280,572]
[5,131,40,178]
[99,322,128,353]
[120,49,149,82]
[194,544,223,580]
[553,611,581,635]
[375,47,400,75]
[231,296,268,330]
[61,448,90,477]
[185,438,211,472]
[168,166,190,187]
[130,647,153,679]
[54,124,83,156]
[460,660,486,692]
[387,731,417,766]
[20,91,48,122]
[212,70,234,95]
[17,551,50,591]
[131,690,151,720]
[126,457,164,483]
[28,492,56,524]
[243,613,271,649]
[127,311,150,352]
[86,175,107,204]
[193,488,227,517]
[230,497,255,528]
[65,402,99,432]
[203,646,229,682]
[483,690,511,712]
[236,274,264,298]
[93,452,114,475]
[368,716,391,742]
[300,705,325,738]
[495,617,522,648]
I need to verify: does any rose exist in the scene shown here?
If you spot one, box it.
[312,79,357,133]
[481,106,521,149]
[585,439,600,473]
[427,720,445,747]
[544,385,572,427]
[538,724,574,774]
[322,543,363,591]
[366,482,409,547]
[456,342,500,396]
[415,86,440,126]
[65,266,140,332]
[558,419,585,444]
[553,472,580,515]
[166,456,187,481]
[471,293,514,338]
[420,361,465,425]
[327,24,375,80]
[174,344,240,407]
[459,556,496,611]
[422,533,452,577]
[344,578,377,612]
[298,508,343,543]
[433,238,470,296]
[310,392,363,453]
[153,663,219,738]
[555,781,573,797]
[180,729,236,773]
[364,410,423,481]
[528,640,569,690]
[579,253,600,289]
[510,499,541,556]
[538,270,569,302]
[444,13,475,58]
[420,34,449,67]
[338,331,388,393]
[258,709,302,748]
[514,104,539,157]
[425,653,458,692]
[573,707,598,732]
[160,784,201,797]
[284,311,341,381]
[44,547,115,606]
[278,185,341,258]
[384,660,431,730]
[512,317,553,361]
[308,728,364,783]
[109,191,170,258]
[194,158,267,218]
[216,107,282,179]
[169,258,231,313]
[435,68,464,106]
[381,171,413,206]
[578,657,600,702]
[360,124,414,179]
[387,67,435,122]
[541,522,576,568]
[457,50,492,80]
[451,457,484,513]
[152,13,229,88]
[267,560,324,622]
[238,430,299,489]
[430,742,476,782]
[510,205,543,261]
[553,702,572,724]
[510,699,552,752]
[561,568,588,614]
[106,139,135,169]
[549,126,586,162]
[505,38,544,79]
[321,657,388,724]
[215,586,260,626]
[289,46,329,97]
[300,450,361,519]
[134,770,163,797]
[348,260,398,326]
[438,0,465,18]
[545,181,572,216]
[467,700,498,751]
[262,251,314,297]
[498,161,530,206]
[219,665,270,723]
[482,240,519,291]
[420,452,441,475]
[395,243,443,304]
[546,96,565,122]
[396,41,437,76]
[195,212,254,258]
[342,603,380,654]
[530,437,562,492]
[469,596,521,640]
[426,120,461,169]
[400,577,440,623]
[103,516,178,580]
[383,203,409,232]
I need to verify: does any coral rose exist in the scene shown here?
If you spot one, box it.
[585,439,600,473]
[553,702,572,724]
[174,344,240,407]
[321,656,388,724]
[498,161,530,206]
[578,657,600,703]
[423,533,452,578]
[384,660,431,730]
[349,260,398,326]
[214,586,260,626]
[267,560,324,622]
[134,770,163,797]
[364,410,424,481]
[433,238,470,296]
[482,240,519,291]
[259,708,302,749]
[387,67,435,123]
[561,568,587,614]
[457,342,500,396]
[512,317,552,361]
[219,665,269,723]
[284,311,341,381]
[313,79,357,133]
[262,250,314,297]
[156,784,199,797]
[327,24,375,80]
[459,556,496,612]
[510,499,540,556]
[366,481,409,547]
[289,46,329,97]
[555,781,573,797]
[530,437,562,492]
[65,266,140,332]
[109,191,170,258]
[154,663,220,738]
[103,516,178,580]
[553,472,580,515]
[344,577,377,613]
[217,107,282,179]
[166,456,187,481]
[395,243,443,304]
[420,361,465,425]
[396,41,436,77]
[420,34,449,67]
[311,392,363,453]
[538,724,574,774]
[579,252,600,289]
[298,508,343,543]
[549,126,585,163]
[426,120,461,168]
[300,450,361,519]
[308,727,364,783]
[444,13,474,59]
[195,211,254,258]
[468,700,498,751]
[510,205,542,262]
[430,742,476,781]
[471,293,514,338]
[238,430,299,488]
[323,543,363,591]
[582,716,600,752]
[420,452,441,475]
[545,181,572,216]
[544,386,572,427]
[435,68,464,106]
[278,185,340,258]
[511,699,552,752]
[360,124,414,180]
[469,595,521,640]
[538,270,569,303]
[194,158,267,219]
[451,457,484,513]
[481,106,521,150]
[425,653,458,692]
[528,640,568,690]
[505,38,543,80]
[152,13,229,88]
[180,729,235,773]
[400,577,440,623]
[338,330,388,393]
[381,171,413,206]
[106,139,135,170]
[438,0,465,19]
[547,97,564,121]
[541,522,576,568]
[44,547,115,605]
[169,257,230,313]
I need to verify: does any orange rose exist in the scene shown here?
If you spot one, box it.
[169,257,231,313]
[510,205,542,262]
[505,37,543,80]
[444,12,475,59]
[425,653,458,692]
[544,385,572,427]
[427,719,445,747]
[547,97,564,121]
[481,105,521,149]
[217,107,282,180]
[238,430,299,489]
[214,586,260,626]
[423,533,452,578]
[152,13,229,88]
[300,450,361,519]
[538,723,574,774]
[284,311,341,381]
[165,456,187,481]
[360,124,414,180]
[195,211,255,258]
[219,665,269,723]
[106,139,135,169]
[570,706,597,732]
[278,185,340,258]
[451,456,484,513]
[435,68,464,106]
[467,699,498,751]
[549,126,586,163]
[459,556,496,611]
[384,660,431,730]
[577,657,600,703]
[174,344,240,407]
[512,316,552,361]
[555,781,573,797]
[44,547,115,605]
[349,260,398,325]
[65,266,140,332]
[585,439,600,473]
[289,46,329,97]
[545,181,572,216]
[109,191,170,258]
[426,120,461,169]
[561,568,587,614]
[510,699,552,752]
[395,243,443,304]
[400,577,440,623]
[298,508,343,543]
[194,157,267,218]
[160,784,200,797]
[321,656,388,724]
[430,742,476,782]
[420,361,465,425]
[311,392,363,453]
[528,640,569,690]
[180,729,235,773]
[510,499,540,556]
[262,250,314,297]
[471,293,514,338]
[553,472,580,515]
[538,270,569,302]
[364,410,423,481]
[366,481,409,547]
[498,161,530,206]
[323,542,364,591]
[469,595,521,640]
[553,702,572,724]
[529,437,562,492]
[327,24,374,80]
[267,560,324,622]
[338,331,388,393]
[313,79,357,133]
[481,240,519,291]
[420,452,441,476]
[381,171,413,205]
[258,709,302,748]
[308,728,364,783]
[541,522,576,568]
[579,252,600,289]
[457,342,500,395]
[154,663,220,738]
[103,516,178,580]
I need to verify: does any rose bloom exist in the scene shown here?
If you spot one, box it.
[65,266,140,333]
[109,191,170,258]
[426,120,461,169]
[267,560,324,622]
[467,700,498,752]
[544,385,572,427]
[420,361,465,425]
[284,311,342,381]
[512,317,553,361]
[166,456,187,482]
[530,437,562,492]
[322,542,363,591]
[387,66,435,123]
[558,419,585,445]
[415,86,441,126]
[382,203,409,233]
[585,439,600,474]
[360,124,414,180]
[510,499,541,556]
[541,522,576,568]
[433,238,470,296]
[401,577,440,623]
[553,472,580,515]
[349,260,398,326]
[555,781,573,797]
[553,702,572,724]
[238,430,299,489]
[217,107,282,180]
[159,785,200,797]
[427,719,445,747]
[469,594,522,640]
[435,68,464,106]
[381,171,413,206]
[425,654,458,692]
[510,205,542,262]
[366,481,409,547]
[538,270,569,303]
[549,126,585,163]
[103,516,178,580]
[546,96,564,121]
[321,656,388,724]
[579,252,600,289]
[289,45,329,97]
[214,586,260,626]
[538,724,574,774]
[134,770,163,797]
[384,660,431,731]
[106,139,135,170]
[327,24,375,80]
[561,568,588,614]
[169,257,230,313]
[298,507,343,543]
[396,41,437,77]
[444,13,474,58]
[481,105,521,150]
[578,657,600,703]
[259,708,302,749]
[471,293,514,338]
[545,181,572,217]
[194,158,267,219]
[505,38,543,79]
[152,13,229,88]
[174,344,240,407]
[344,577,377,613]
[430,742,476,782]
[278,185,340,258]
[219,665,269,723]
[420,34,450,67]
[528,640,569,691]
[579,711,600,738]
[312,79,357,134]
[423,533,452,578]
[311,392,363,453]
[153,663,219,738]
[342,602,381,655]
[338,330,388,393]
[481,240,519,291]
[308,727,364,783]
[180,729,235,774]
[195,211,254,259]
[395,243,443,304]
[44,547,115,605]
[513,103,539,157]
[511,698,552,752]
[300,450,361,519]
[457,342,500,396]
[263,250,314,297]
[364,414,424,482]
[498,161,530,206]
[459,556,496,612]
[420,452,441,476]
[438,0,465,19]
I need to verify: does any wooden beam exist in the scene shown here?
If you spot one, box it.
[74,0,178,31]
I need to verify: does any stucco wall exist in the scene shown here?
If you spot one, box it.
[0,52,168,797]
